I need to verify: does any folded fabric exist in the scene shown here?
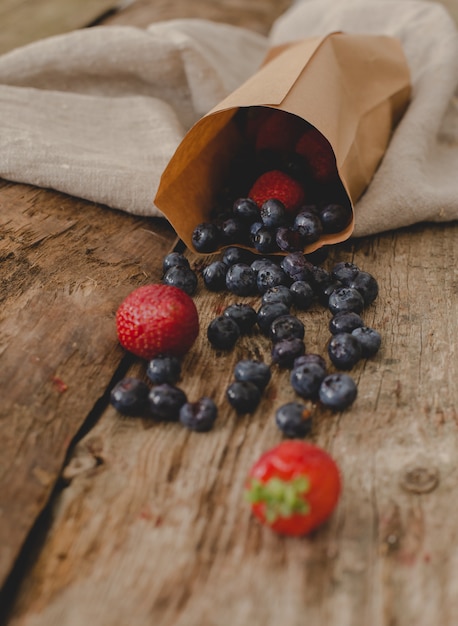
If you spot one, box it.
[0,0,457,237]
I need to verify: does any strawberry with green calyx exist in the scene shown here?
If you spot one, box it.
[245,440,341,536]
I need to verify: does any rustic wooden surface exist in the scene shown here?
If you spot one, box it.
[0,1,457,625]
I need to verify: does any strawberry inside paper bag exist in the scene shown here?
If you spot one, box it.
[154,32,411,255]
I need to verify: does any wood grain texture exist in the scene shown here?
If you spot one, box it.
[4,222,458,626]
[0,0,121,54]
[0,181,177,589]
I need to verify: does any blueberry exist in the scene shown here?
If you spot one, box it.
[162,252,190,273]
[252,226,276,253]
[261,285,293,308]
[271,337,305,368]
[191,222,220,253]
[328,286,365,315]
[309,265,333,294]
[146,356,181,385]
[207,316,240,350]
[225,263,257,296]
[179,397,218,432]
[318,279,344,307]
[290,362,326,399]
[328,332,362,370]
[293,353,327,372]
[221,217,247,245]
[319,373,357,410]
[269,314,305,343]
[294,210,323,244]
[110,377,149,415]
[275,227,306,252]
[260,199,286,228]
[319,203,352,233]
[250,221,264,238]
[234,360,271,391]
[256,264,289,294]
[257,302,290,334]
[221,246,252,267]
[148,384,187,421]
[233,197,260,223]
[352,326,382,357]
[163,265,198,296]
[329,311,364,334]
[275,401,313,438]
[226,381,261,414]
[280,252,314,282]
[331,261,360,284]
[223,303,257,334]
[202,261,228,291]
[348,271,379,306]
[289,280,314,310]
[250,257,277,274]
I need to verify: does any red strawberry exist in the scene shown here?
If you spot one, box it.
[245,440,341,536]
[248,170,305,214]
[295,126,337,184]
[116,284,199,360]
[255,109,305,153]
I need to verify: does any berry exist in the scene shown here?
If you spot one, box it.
[225,263,257,296]
[269,314,305,343]
[202,261,227,291]
[318,279,344,307]
[163,265,198,296]
[295,126,337,184]
[148,384,187,421]
[233,197,260,223]
[162,252,190,273]
[271,337,305,369]
[280,252,314,282]
[234,360,271,391]
[261,285,293,308]
[255,109,305,153]
[256,264,289,295]
[116,284,199,360]
[289,280,314,310]
[207,316,240,350]
[179,397,218,432]
[223,303,257,334]
[275,227,306,252]
[251,257,277,275]
[226,381,261,414]
[275,402,313,438]
[146,355,181,385]
[248,170,305,214]
[191,222,220,252]
[329,311,364,335]
[293,353,327,372]
[348,271,379,306]
[328,286,365,315]
[294,210,323,244]
[221,246,253,267]
[327,332,362,370]
[257,302,290,334]
[245,440,341,536]
[251,226,276,253]
[221,217,247,245]
[110,377,149,415]
[290,362,326,399]
[352,326,382,357]
[319,373,357,410]
[331,261,360,284]
[319,203,352,234]
[250,221,264,238]
[260,199,286,228]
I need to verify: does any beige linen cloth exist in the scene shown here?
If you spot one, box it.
[0,0,457,237]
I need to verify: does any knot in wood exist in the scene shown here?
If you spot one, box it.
[400,465,439,494]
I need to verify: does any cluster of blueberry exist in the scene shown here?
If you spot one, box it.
[110,355,218,432]
[191,196,352,255]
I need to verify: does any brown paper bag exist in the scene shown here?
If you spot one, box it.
[154,32,411,255]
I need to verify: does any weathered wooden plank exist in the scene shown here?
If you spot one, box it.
[0,0,122,54]
[3,222,457,626]
[0,180,177,589]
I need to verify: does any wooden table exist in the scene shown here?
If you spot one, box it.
[0,1,457,624]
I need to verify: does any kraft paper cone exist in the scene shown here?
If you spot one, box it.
[154,32,411,254]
